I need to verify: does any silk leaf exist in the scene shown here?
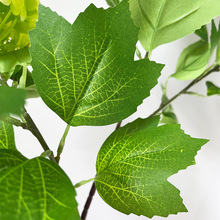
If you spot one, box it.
[129,0,220,53]
[95,116,208,218]
[29,1,163,126]
[0,149,80,220]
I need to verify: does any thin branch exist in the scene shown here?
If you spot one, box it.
[81,182,96,220]
[81,120,122,220]
[148,64,220,118]
[22,109,57,163]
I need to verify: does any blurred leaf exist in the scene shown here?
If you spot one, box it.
[105,0,122,7]
[0,120,16,149]
[160,112,178,124]
[0,86,26,117]
[160,86,178,125]
[195,25,208,42]
[0,1,39,55]
[172,40,210,80]
[0,149,80,220]
[95,116,208,218]
[25,85,40,99]
[210,20,220,55]
[0,47,31,79]
[10,65,34,87]
[30,2,163,126]
[129,0,220,53]
[206,81,220,95]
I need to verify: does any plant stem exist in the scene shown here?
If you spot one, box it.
[81,182,96,220]
[55,124,71,163]
[148,64,220,118]
[19,63,27,89]
[81,121,122,220]
[0,9,12,31]
[22,109,57,163]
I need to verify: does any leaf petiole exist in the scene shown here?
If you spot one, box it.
[75,178,95,188]
[55,124,71,163]
[19,63,27,89]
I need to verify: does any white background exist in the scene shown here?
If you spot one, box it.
[14,1,220,220]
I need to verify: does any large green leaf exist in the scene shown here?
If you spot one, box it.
[172,40,210,80]
[129,0,220,53]
[0,120,16,149]
[29,1,163,126]
[0,86,26,117]
[95,116,207,218]
[0,149,80,220]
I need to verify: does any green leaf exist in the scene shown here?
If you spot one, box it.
[160,112,178,125]
[0,1,39,55]
[29,1,162,126]
[217,38,220,64]
[160,85,178,125]
[0,47,31,79]
[129,0,220,53]
[0,120,16,149]
[10,66,34,88]
[105,0,122,7]
[206,81,220,96]
[0,86,26,117]
[0,149,80,220]
[210,20,220,55]
[195,25,208,42]
[95,116,207,218]
[172,40,210,80]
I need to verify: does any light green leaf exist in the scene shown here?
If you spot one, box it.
[0,47,31,79]
[129,0,220,53]
[0,120,16,149]
[206,81,220,96]
[160,86,178,125]
[0,86,26,117]
[195,25,208,42]
[210,20,220,55]
[105,0,122,7]
[0,2,39,55]
[95,116,207,218]
[172,40,210,80]
[160,112,178,125]
[29,1,163,126]
[217,39,220,64]
[0,149,80,220]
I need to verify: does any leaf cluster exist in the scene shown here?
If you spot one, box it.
[0,0,219,219]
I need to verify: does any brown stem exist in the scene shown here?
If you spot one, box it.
[23,109,56,163]
[81,121,122,219]
[148,64,220,118]
[81,182,96,220]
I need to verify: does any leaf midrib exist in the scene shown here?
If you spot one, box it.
[97,142,174,178]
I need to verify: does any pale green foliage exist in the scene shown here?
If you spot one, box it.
[95,116,207,218]
[172,40,210,80]
[172,20,220,81]
[0,0,39,55]
[29,2,163,126]
[129,0,220,53]
[0,47,31,77]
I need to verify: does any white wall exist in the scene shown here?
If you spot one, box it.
[14,1,220,220]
